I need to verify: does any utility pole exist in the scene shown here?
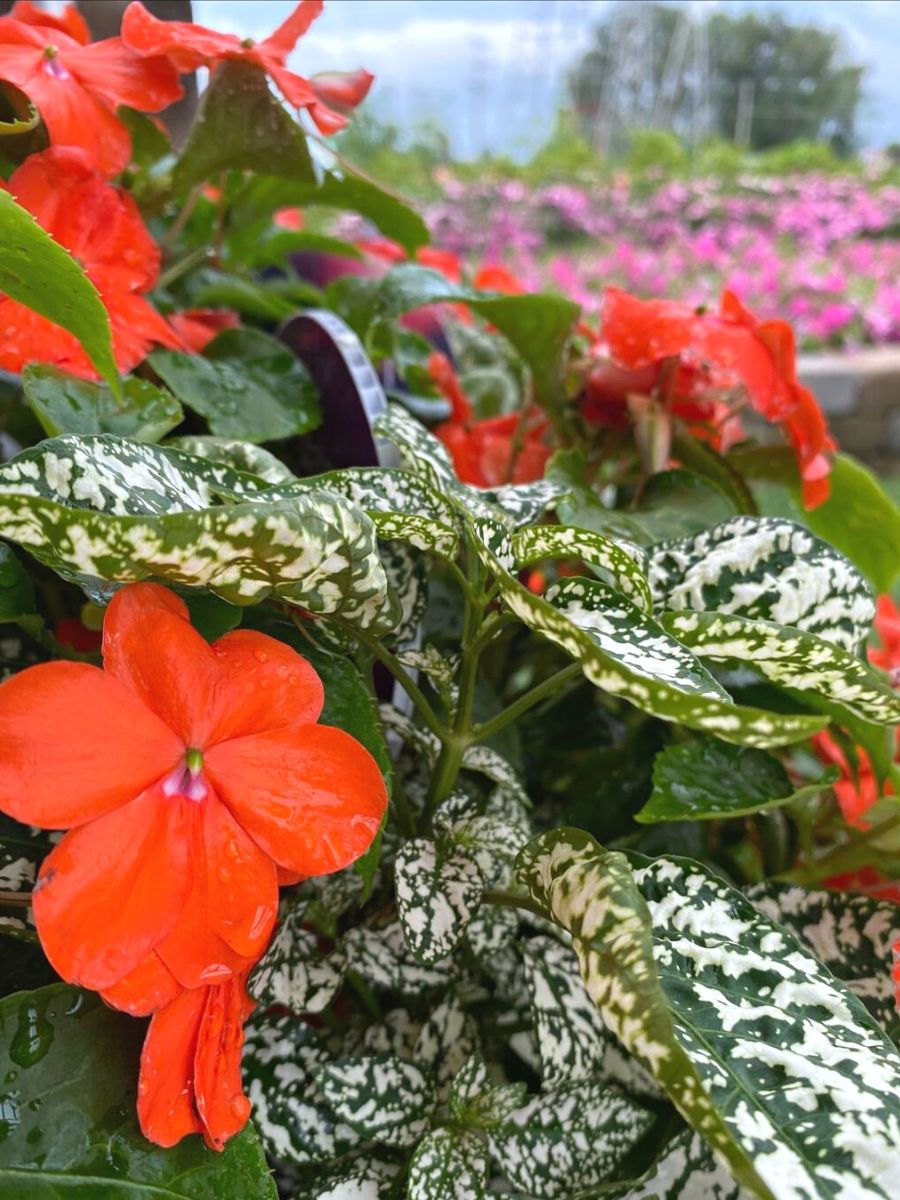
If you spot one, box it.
[735,78,755,148]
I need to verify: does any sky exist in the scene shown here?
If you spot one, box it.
[194,0,900,157]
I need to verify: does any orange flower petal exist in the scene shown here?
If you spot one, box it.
[157,795,277,989]
[194,975,254,1151]
[206,724,387,875]
[138,986,205,1147]
[0,661,182,828]
[103,583,324,746]
[33,784,193,990]
[100,950,180,1017]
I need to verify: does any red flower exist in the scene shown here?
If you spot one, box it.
[869,595,900,677]
[0,147,181,376]
[0,12,181,177]
[0,582,387,1007]
[430,351,550,487]
[474,263,525,294]
[599,287,834,507]
[167,308,240,354]
[274,206,304,231]
[9,0,89,44]
[138,972,255,1150]
[121,0,372,136]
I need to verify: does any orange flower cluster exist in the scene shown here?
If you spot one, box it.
[587,287,834,508]
[0,583,388,1149]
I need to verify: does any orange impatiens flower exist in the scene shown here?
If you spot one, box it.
[138,971,255,1150]
[598,287,835,507]
[122,0,373,136]
[9,0,90,44]
[0,147,181,377]
[0,582,387,1008]
[0,9,181,177]
[167,308,240,353]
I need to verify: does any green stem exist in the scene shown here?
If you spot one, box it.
[776,812,900,886]
[0,891,32,907]
[336,620,444,741]
[484,888,546,919]
[161,182,204,251]
[472,662,582,743]
[157,244,210,290]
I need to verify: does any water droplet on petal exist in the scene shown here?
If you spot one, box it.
[253,649,269,663]
[230,1094,251,1121]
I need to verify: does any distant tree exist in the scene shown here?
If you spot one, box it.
[569,1,864,155]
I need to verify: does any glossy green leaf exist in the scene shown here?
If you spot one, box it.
[638,469,737,539]
[23,366,182,442]
[0,544,36,624]
[662,611,900,724]
[519,828,900,1200]
[649,516,874,654]
[637,738,839,823]
[293,171,429,253]
[171,61,314,195]
[150,328,320,443]
[0,435,394,629]
[0,190,119,394]
[0,984,275,1198]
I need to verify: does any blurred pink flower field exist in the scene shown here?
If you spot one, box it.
[418,170,900,350]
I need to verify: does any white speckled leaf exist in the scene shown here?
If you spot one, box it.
[648,517,874,653]
[488,1078,654,1199]
[472,517,824,748]
[408,1129,489,1200]
[165,435,295,484]
[293,1154,400,1199]
[395,839,485,964]
[343,920,455,995]
[414,995,479,1098]
[601,1128,749,1200]
[380,539,426,648]
[519,828,900,1200]
[317,1054,433,1146]
[0,435,395,627]
[243,1016,360,1166]
[448,1053,526,1129]
[248,902,344,1015]
[748,883,900,1043]
[661,611,900,725]
[513,524,651,613]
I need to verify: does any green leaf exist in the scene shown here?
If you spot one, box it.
[187,272,311,322]
[165,436,294,484]
[0,191,119,394]
[649,516,874,654]
[293,171,429,254]
[473,518,825,748]
[749,883,900,1043]
[662,611,900,725]
[638,738,839,823]
[23,366,182,442]
[317,1055,433,1146]
[408,1128,489,1200]
[171,61,314,195]
[0,984,275,1198]
[638,469,737,539]
[512,523,651,613]
[239,229,363,269]
[248,901,345,1016]
[736,449,900,594]
[150,329,320,443]
[0,435,394,629]
[394,838,485,965]
[670,432,758,516]
[488,1079,654,1200]
[0,544,36,623]
[243,1015,360,1167]
[519,829,900,1200]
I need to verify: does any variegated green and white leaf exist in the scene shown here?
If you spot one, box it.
[467,903,519,960]
[513,524,651,613]
[408,1129,489,1200]
[488,1079,654,1200]
[444,814,522,888]
[380,539,426,647]
[472,516,827,748]
[293,1154,400,1200]
[648,517,874,653]
[374,403,456,486]
[519,828,900,1200]
[600,1129,748,1200]
[414,995,479,1097]
[378,705,441,763]
[243,1016,360,1166]
[482,478,570,526]
[317,1054,433,1146]
[397,644,459,711]
[0,435,395,626]
[748,882,900,1043]
[165,435,295,484]
[448,1053,526,1129]
[343,920,455,995]
[359,1008,421,1059]
[461,743,530,801]
[395,838,485,964]
[662,611,900,725]
[248,903,344,1015]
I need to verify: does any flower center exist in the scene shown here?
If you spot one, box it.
[162,749,207,802]
[241,37,255,48]
[42,46,70,80]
